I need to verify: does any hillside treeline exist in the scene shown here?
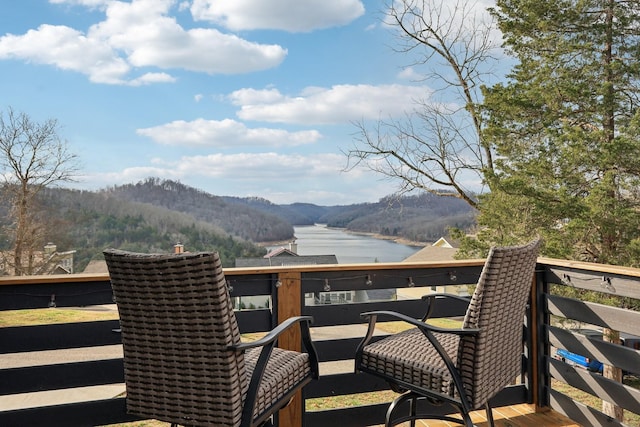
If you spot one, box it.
[0,178,477,273]
[105,179,476,244]
[0,186,266,271]
[224,189,476,242]
[325,194,476,242]
[102,178,295,242]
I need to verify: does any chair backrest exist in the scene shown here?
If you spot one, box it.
[457,239,541,408]
[104,249,247,427]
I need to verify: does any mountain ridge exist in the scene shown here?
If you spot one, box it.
[0,177,477,272]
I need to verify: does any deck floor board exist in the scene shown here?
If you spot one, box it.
[374,404,581,427]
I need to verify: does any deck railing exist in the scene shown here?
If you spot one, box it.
[1,258,639,426]
[537,258,640,427]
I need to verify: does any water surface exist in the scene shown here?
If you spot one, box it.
[271,224,421,264]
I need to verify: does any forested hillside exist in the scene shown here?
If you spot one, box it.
[103,178,295,242]
[0,178,476,273]
[325,194,476,242]
[0,186,266,271]
[103,179,476,245]
[238,192,477,243]
[222,197,327,225]
[226,191,476,243]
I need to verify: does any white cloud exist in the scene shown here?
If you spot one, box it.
[0,0,287,84]
[172,152,345,178]
[191,0,365,32]
[397,66,422,81]
[91,2,287,74]
[92,152,345,184]
[85,166,183,188]
[231,84,431,124]
[80,151,400,204]
[137,118,322,147]
[50,0,109,7]
[0,24,131,84]
[128,72,176,86]
[228,87,285,106]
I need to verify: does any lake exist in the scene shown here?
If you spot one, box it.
[270,224,422,264]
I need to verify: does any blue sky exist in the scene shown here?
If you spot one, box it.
[0,0,495,205]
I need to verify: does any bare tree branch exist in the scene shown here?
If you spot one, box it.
[0,107,80,275]
[346,0,500,208]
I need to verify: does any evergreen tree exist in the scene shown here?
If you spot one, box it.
[477,0,640,266]
[470,1,640,420]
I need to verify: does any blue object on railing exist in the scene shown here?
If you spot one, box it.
[555,348,604,373]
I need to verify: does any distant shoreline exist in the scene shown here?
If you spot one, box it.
[345,230,426,248]
[257,225,427,248]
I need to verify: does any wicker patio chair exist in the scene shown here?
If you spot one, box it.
[104,249,319,427]
[355,239,541,427]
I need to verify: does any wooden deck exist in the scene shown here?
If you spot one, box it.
[377,404,581,427]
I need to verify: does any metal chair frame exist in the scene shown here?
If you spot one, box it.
[104,249,319,427]
[355,239,541,427]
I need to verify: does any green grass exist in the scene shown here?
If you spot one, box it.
[306,390,397,412]
[0,307,119,327]
[376,317,463,334]
[552,376,640,426]
[24,311,632,427]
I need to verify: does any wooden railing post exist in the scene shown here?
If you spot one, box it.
[530,264,550,412]
[276,271,303,427]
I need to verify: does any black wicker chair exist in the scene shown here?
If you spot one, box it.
[104,249,319,427]
[355,239,541,427]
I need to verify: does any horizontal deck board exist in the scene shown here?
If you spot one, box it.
[550,387,624,427]
[547,294,640,337]
[0,359,124,395]
[303,297,469,327]
[549,357,640,414]
[0,321,122,353]
[548,326,640,375]
[0,397,140,427]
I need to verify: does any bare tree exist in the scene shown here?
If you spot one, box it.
[0,108,80,275]
[346,0,501,208]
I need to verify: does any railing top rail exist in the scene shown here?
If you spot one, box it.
[539,257,640,278]
[4,257,640,287]
[0,272,111,286]
[0,259,488,286]
[225,258,487,275]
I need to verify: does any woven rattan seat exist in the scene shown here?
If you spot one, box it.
[355,239,541,427]
[104,249,319,427]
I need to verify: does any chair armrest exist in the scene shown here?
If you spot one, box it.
[420,293,471,321]
[230,316,314,351]
[232,315,319,426]
[354,309,479,374]
[360,310,479,336]
[355,309,480,400]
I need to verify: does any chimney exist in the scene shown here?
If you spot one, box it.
[289,240,297,254]
[44,243,57,255]
[174,243,184,254]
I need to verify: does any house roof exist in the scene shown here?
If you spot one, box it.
[264,247,298,258]
[83,260,109,273]
[402,239,459,263]
[0,246,76,275]
[236,254,338,268]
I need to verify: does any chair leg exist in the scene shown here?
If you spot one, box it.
[485,401,495,427]
[386,391,476,427]
[409,395,417,427]
[386,392,415,427]
[461,410,474,427]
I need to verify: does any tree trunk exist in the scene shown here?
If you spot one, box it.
[602,328,624,421]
